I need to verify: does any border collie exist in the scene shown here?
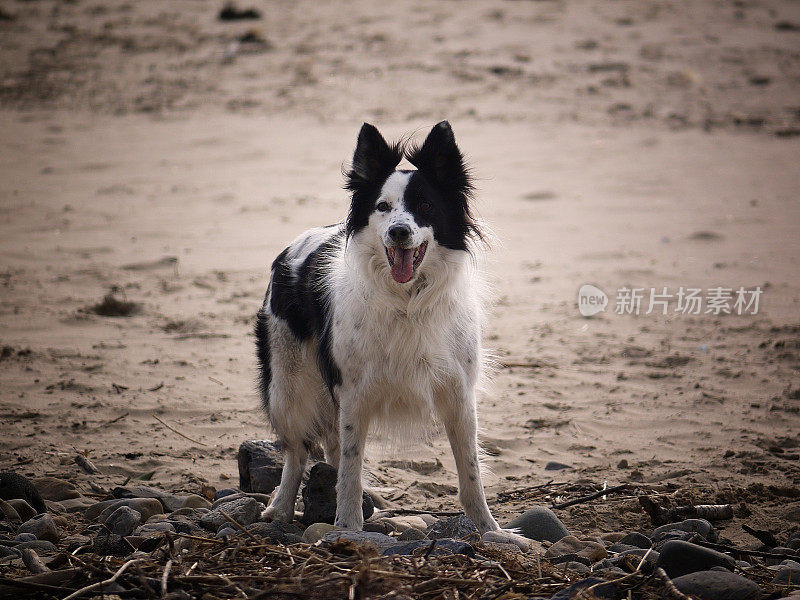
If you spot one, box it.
[255,121,529,548]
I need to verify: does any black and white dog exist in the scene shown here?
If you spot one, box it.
[255,121,529,548]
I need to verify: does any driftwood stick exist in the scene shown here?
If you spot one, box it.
[21,548,50,574]
[551,483,629,509]
[62,558,143,600]
[152,414,208,446]
[639,496,733,525]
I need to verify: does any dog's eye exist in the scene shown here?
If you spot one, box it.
[376,201,390,212]
[419,202,432,212]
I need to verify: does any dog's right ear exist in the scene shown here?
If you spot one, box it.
[346,123,402,189]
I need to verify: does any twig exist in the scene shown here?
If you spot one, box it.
[220,510,259,541]
[551,483,629,509]
[74,454,101,474]
[499,361,555,369]
[107,412,129,425]
[152,414,207,446]
[62,558,143,600]
[148,382,164,392]
[161,559,172,597]
[112,383,129,394]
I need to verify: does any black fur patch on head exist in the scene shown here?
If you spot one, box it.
[405,121,482,247]
[263,231,344,397]
[344,123,403,239]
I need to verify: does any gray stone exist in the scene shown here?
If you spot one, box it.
[97,498,164,523]
[303,522,339,543]
[322,530,397,553]
[0,472,47,513]
[7,499,37,521]
[545,536,608,562]
[246,521,304,544]
[653,518,716,543]
[135,522,175,536]
[505,506,570,543]
[112,485,184,513]
[238,440,283,494]
[426,515,479,541]
[772,561,800,585]
[383,538,475,557]
[15,532,36,542]
[104,506,142,537]
[19,513,58,543]
[167,517,203,535]
[398,527,427,541]
[215,488,240,500]
[672,570,762,600]
[544,461,572,471]
[0,498,21,522]
[32,477,81,501]
[0,545,19,558]
[15,540,56,553]
[211,492,272,509]
[216,526,238,539]
[200,496,264,531]
[300,462,374,526]
[617,532,652,549]
[181,495,212,510]
[92,534,133,556]
[657,540,736,578]
[57,496,97,513]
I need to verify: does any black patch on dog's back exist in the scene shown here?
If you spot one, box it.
[262,231,344,397]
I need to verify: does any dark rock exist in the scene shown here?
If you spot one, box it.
[7,499,36,522]
[618,532,652,549]
[218,4,261,21]
[15,539,56,553]
[0,545,19,558]
[104,506,142,537]
[657,540,736,578]
[672,570,762,600]
[363,521,393,534]
[246,521,304,544]
[56,497,96,513]
[766,548,795,566]
[505,506,570,542]
[771,559,800,585]
[545,535,608,562]
[215,488,240,500]
[97,498,164,523]
[216,526,238,539]
[608,543,640,553]
[111,486,183,513]
[384,538,475,557]
[19,514,58,543]
[200,496,264,531]
[426,515,479,541]
[93,534,134,556]
[32,477,81,501]
[398,527,427,541]
[653,518,716,543]
[238,440,283,494]
[0,472,47,513]
[168,518,203,535]
[300,463,374,525]
[211,492,272,509]
[544,461,572,471]
[15,532,36,542]
[550,577,621,600]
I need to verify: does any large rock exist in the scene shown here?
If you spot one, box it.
[97,498,164,523]
[104,506,142,537]
[672,570,762,600]
[0,472,47,513]
[505,506,570,542]
[426,515,479,541]
[19,514,59,543]
[7,499,36,521]
[32,477,81,501]
[200,496,264,531]
[0,498,21,522]
[238,440,283,494]
[300,462,374,525]
[653,518,717,543]
[657,540,736,578]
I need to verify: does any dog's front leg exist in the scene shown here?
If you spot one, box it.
[436,389,532,551]
[334,399,368,530]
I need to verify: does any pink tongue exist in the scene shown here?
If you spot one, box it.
[391,248,415,283]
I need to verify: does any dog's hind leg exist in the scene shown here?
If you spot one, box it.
[261,441,307,522]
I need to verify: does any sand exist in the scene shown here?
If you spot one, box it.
[1,0,799,538]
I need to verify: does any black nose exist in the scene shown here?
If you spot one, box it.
[388,224,411,244]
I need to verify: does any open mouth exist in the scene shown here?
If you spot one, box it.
[385,241,428,283]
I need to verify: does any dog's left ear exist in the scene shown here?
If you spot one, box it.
[406,121,471,198]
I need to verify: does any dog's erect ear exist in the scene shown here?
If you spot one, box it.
[406,121,470,196]
[346,123,402,188]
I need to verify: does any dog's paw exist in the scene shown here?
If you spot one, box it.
[260,505,291,523]
[481,528,534,552]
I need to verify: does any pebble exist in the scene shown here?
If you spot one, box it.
[672,570,762,600]
[246,521,304,544]
[7,499,37,522]
[112,485,184,513]
[211,492,272,509]
[216,526,238,539]
[32,476,81,501]
[373,515,430,533]
[550,577,620,600]
[657,540,736,577]
[505,506,570,542]
[545,535,608,562]
[426,515,479,541]
[0,472,47,513]
[322,530,397,553]
[135,521,176,535]
[92,534,133,556]
[617,532,652,548]
[15,532,36,542]
[300,462,374,525]
[199,496,264,531]
[180,494,212,510]
[0,545,19,558]
[238,440,283,494]
[15,539,56,553]
[398,527,427,541]
[19,513,59,543]
[97,498,165,523]
[544,461,572,471]
[104,506,142,537]
[215,488,240,500]
[167,517,203,535]
[772,559,800,585]
[653,518,716,543]
[0,498,21,522]
[303,522,339,543]
[383,538,474,557]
